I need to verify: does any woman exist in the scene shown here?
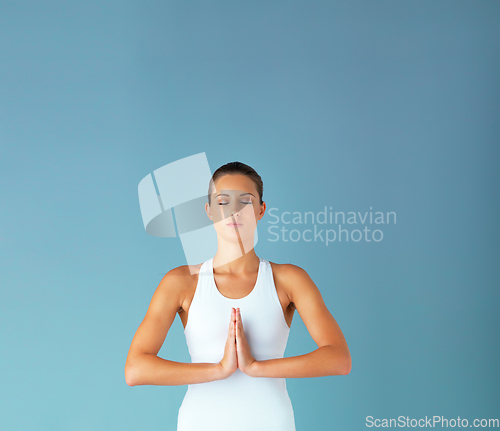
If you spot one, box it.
[125,161,352,431]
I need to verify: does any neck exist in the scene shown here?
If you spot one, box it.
[213,237,259,273]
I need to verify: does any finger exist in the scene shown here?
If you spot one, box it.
[235,319,241,340]
[229,310,236,337]
[237,310,243,329]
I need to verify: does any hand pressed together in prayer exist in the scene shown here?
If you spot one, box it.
[218,307,258,378]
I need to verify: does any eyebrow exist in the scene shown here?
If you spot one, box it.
[215,192,255,198]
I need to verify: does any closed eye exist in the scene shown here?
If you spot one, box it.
[218,201,252,205]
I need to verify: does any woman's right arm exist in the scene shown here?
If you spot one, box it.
[124,267,235,386]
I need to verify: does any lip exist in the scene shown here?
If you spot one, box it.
[226,223,243,227]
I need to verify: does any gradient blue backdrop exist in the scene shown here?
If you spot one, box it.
[1,1,499,430]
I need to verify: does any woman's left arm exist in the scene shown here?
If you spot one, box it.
[244,264,352,378]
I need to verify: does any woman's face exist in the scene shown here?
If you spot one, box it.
[206,174,265,242]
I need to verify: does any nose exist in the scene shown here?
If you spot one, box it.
[227,205,241,217]
[223,202,245,219]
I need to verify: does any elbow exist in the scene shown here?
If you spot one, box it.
[340,351,352,375]
[328,347,351,376]
[341,358,352,375]
[333,360,351,376]
[125,365,136,386]
[125,361,141,386]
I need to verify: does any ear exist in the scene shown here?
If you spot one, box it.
[258,201,266,220]
[205,202,213,221]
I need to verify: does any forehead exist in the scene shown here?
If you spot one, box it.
[211,174,257,194]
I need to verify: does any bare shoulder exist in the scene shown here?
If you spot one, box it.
[269,261,311,282]
[268,261,315,307]
[156,263,203,309]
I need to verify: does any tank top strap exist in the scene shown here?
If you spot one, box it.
[257,258,271,292]
[252,258,277,301]
[191,258,215,302]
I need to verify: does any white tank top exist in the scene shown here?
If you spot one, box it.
[177,257,296,431]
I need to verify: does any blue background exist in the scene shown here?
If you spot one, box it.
[1,1,499,429]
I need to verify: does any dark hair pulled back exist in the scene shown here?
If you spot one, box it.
[208,161,264,205]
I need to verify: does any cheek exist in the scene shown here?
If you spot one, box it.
[243,204,257,216]
[245,206,260,224]
[211,204,230,222]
